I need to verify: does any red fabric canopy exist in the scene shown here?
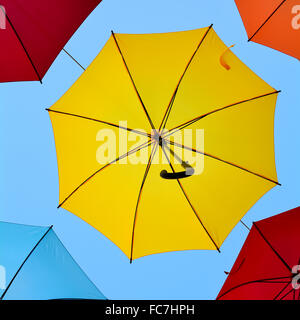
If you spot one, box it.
[0,0,102,83]
[217,207,300,300]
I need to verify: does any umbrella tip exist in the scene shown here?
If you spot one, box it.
[130,258,133,264]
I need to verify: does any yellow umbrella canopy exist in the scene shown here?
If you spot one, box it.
[48,25,280,262]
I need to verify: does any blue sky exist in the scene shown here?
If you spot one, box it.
[0,0,300,300]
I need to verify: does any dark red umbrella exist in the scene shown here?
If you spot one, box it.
[0,0,102,83]
[217,207,300,300]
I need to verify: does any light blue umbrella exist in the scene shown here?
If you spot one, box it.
[0,221,106,300]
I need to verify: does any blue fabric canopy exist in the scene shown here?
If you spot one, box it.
[0,221,106,300]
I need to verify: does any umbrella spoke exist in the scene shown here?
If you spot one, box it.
[159,89,177,133]
[161,143,220,252]
[159,24,213,131]
[164,139,281,186]
[279,287,294,300]
[130,142,159,263]
[262,280,290,284]
[111,31,156,130]
[217,275,293,300]
[46,109,151,138]
[164,90,281,138]
[1,7,42,83]
[253,223,292,273]
[248,0,287,42]
[58,140,153,209]
[0,225,53,300]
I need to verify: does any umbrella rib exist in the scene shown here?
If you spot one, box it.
[248,0,287,42]
[0,225,53,300]
[159,24,213,132]
[46,109,151,138]
[161,144,221,252]
[253,222,292,272]
[262,280,290,284]
[1,7,42,84]
[216,275,292,300]
[111,31,155,130]
[164,90,281,136]
[129,142,159,263]
[58,140,153,209]
[279,288,294,300]
[160,90,177,132]
[273,282,292,300]
[164,139,281,186]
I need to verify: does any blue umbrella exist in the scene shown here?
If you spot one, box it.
[0,221,106,300]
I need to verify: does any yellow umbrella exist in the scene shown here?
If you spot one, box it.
[47,25,280,262]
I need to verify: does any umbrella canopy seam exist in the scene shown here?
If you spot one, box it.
[216,275,293,300]
[253,222,292,272]
[248,0,287,42]
[273,282,292,300]
[111,31,155,130]
[279,287,294,300]
[164,90,281,135]
[0,6,42,83]
[130,142,159,263]
[58,140,153,208]
[161,143,220,252]
[46,108,151,138]
[159,24,213,131]
[0,225,53,300]
[165,139,281,186]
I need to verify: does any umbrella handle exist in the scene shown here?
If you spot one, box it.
[220,44,235,70]
[160,162,195,180]
[160,140,195,179]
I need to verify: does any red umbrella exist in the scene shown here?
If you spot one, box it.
[217,207,300,300]
[0,0,102,83]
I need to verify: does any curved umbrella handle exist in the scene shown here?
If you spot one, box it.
[160,161,195,180]
[220,44,235,70]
